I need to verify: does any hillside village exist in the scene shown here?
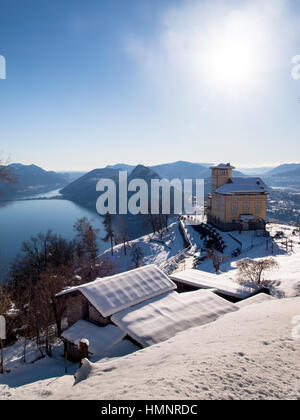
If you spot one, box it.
[0,163,300,400]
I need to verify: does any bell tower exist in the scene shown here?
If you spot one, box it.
[210,163,235,192]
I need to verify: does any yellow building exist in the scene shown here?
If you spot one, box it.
[207,163,269,231]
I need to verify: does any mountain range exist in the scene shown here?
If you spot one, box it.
[61,162,213,207]
[2,161,300,202]
[106,161,243,181]
[262,163,300,188]
[0,163,71,199]
[265,163,300,176]
[272,167,300,178]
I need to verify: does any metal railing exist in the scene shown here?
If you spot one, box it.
[160,220,193,275]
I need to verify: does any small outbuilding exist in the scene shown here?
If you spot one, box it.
[57,264,177,328]
[56,265,177,360]
[60,320,139,362]
[170,269,264,302]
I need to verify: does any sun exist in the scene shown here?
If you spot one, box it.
[200,11,267,94]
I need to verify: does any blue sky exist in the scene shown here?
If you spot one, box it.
[0,0,299,171]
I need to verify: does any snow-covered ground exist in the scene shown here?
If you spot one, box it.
[1,222,299,400]
[1,298,299,400]
[183,222,300,298]
[0,340,78,389]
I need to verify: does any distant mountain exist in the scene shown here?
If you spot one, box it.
[129,165,161,182]
[106,163,135,173]
[271,167,300,179]
[266,163,300,176]
[61,164,162,207]
[58,171,87,183]
[197,163,214,168]
[61,168,120,207]
[0,163,69,199]
[106,161,212,179]
[237,167,275,175]
[61,161,247,206]
[262,163,300,189]
[105,161,244,182]
[152,162,244,180]
[61,164,164,239]
[151,161,211,181]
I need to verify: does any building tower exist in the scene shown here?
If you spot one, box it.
[210,163,235,192]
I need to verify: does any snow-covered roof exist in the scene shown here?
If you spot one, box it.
[236,293,274,308]
[215,177,268,195]
[111,290,238,347]
[210,163,235,169]
[170,269,262,299]
[57,265,177,317]
[61,320,126,356]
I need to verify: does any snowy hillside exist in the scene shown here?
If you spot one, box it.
[99,221,186,274]
[1,297,299,400]
[1,222,300,400]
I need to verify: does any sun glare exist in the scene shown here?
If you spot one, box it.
[200,12,267,94]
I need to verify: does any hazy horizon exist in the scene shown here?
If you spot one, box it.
[6,159,300,174]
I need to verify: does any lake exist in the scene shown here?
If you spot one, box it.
[0,198,109,280]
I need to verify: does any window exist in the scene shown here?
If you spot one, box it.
[243,203,250,213]
[220,169,228,175]
[255,203,262,214]
[232,203,238,215]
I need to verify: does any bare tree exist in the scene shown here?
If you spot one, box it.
[74,217,99,280]
[114,216,130,255]
[156,215,167,240]
[8,231,77,347]
[39,264,76,337]
[145,214,168,241]
[206,249,228,273]
[0,155,16,185]
[0,285,10,316]
[96,256,116,277]
[145,214,157,237]
[162,214,170,231]
[102,213,115,256]
[130,244,144,268]
[237,258,279,285]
